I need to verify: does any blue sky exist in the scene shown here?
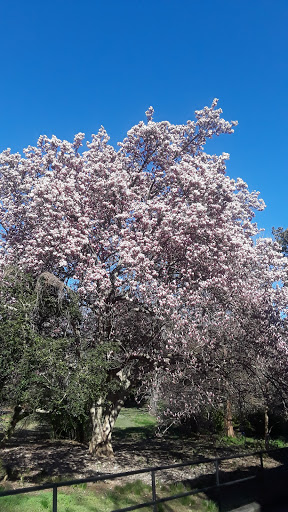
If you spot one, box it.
[0,0,287,236]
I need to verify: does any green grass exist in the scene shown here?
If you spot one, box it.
[115,407,157,430]
[217,435,261,447]
[113,407,157,441]
[0,480,218,512]
[216,434,288,451]
[268,437,288,449]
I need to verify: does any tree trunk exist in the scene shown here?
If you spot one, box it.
[0,405,30,446]
[89,370,131,457]
[225,399,235,437]
[149,372,161,416]
[264,406,270,450]
[89,396,123,457]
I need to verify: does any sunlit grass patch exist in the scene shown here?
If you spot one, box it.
[115,407,157,429]
[0,479,218,511]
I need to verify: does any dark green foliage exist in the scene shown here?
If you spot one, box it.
[0,268,36,401]
[0,267,111,442]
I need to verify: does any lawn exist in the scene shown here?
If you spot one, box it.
[0,480,218,511]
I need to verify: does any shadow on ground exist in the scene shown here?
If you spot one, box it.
[178,448,288,511]
[1,417,288,511]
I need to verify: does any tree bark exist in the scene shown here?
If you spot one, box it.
[0,405,30,446]
[89,396,123,457]
[149,372,160,416]
[89,369,131,457]
[264,406,270,450]
[225,399,235,437]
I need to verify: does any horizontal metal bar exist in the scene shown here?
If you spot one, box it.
[217,474,257,487]
[111,486,218,512]
[111,474,259,512]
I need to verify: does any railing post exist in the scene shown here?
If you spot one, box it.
[215,459,222,512]
[215,459,220,486]
[52,485,57,512]
[151,470,157,512]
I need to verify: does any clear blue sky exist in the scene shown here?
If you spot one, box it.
[0,0,287,236]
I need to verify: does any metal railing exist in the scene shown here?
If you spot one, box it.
[0,448,286,511]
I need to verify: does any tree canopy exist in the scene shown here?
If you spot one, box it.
[0,100,287,455]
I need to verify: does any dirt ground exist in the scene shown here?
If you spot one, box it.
[0,410,286,492]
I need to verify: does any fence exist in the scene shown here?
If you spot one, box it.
[0,448,285,511]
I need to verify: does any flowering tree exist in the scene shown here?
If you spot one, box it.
[0,100,287,455]
[156,240,288,437]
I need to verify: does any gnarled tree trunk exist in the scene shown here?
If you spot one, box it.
[89,370,131,457]
[264,406,270,450]
[89,396,123,457]
[0,405,30,447]
[225,399,235,437]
